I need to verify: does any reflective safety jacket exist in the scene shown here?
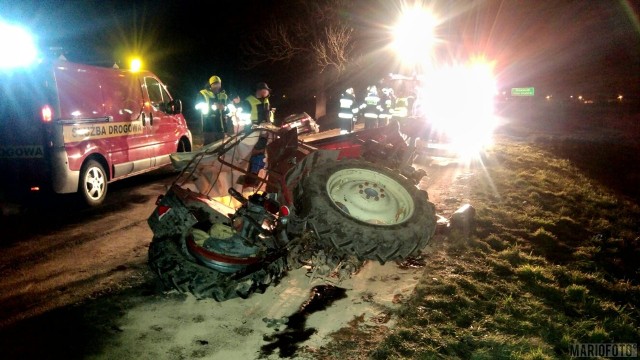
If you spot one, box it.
[196,89,228,132]
[391,97,410,118]
[338,92,358,119]
[380,92,395,119]
[241,95,273,125]
[360,94,382,119]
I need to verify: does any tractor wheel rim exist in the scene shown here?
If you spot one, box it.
[326,168,414,225]
[85,166,105,200]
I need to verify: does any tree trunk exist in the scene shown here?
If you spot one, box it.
[314,73,327,121]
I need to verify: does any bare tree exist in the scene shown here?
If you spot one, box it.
[312,25,354,73]
[244,22,306,68]
[242,0,356,120]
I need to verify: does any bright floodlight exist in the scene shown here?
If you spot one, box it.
[392,6,437,65]
[0,22,38,69]
[420,58,497,158]
[130,58,142,72]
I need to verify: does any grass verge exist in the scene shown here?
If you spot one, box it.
[315,136,640,359]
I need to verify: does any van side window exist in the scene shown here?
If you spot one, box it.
[144,77,164,107]
[160,85,172,103]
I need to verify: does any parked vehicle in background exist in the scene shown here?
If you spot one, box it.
[0,58,192,206]
[279,112,319,134]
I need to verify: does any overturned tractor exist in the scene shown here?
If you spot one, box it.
[147,126,436,301]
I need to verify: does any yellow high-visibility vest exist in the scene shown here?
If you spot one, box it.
[245,95,273,124]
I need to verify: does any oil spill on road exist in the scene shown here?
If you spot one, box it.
[260,284,347,358]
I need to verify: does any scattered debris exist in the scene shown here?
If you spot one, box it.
[392,294,404,304]
[435,214,450,232]
[372,312,391,324]
[397,255,427,270]
[361,292,375,303]
[262,316,289,329]
[449,204,476,235]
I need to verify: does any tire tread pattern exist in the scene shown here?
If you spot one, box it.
[298,158,436,263]
[148,236,286,301]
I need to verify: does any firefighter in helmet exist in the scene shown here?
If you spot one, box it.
[338,87,358,134]
[391,96,411,122]
[195,75,229,145]
[379,87,396,127]
[360,85,383,129]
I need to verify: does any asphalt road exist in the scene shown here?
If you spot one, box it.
[0,166,176,328]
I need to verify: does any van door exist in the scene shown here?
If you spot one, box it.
[55,64,151,180]
[143,76,177,167]
[98,71,151,178]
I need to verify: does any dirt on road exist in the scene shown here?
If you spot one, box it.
[0,170,174,328]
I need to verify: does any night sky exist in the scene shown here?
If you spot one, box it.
[1,0,639,113]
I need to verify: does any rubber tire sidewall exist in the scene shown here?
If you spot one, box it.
[79,159,107,207]
[297,158,436,263]
[148,236,285,301]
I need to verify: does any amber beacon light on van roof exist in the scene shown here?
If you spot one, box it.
[129,58,142,72]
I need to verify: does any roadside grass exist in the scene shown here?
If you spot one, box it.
[315,136,640,359]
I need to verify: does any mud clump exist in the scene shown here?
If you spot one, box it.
[397,256,427,270]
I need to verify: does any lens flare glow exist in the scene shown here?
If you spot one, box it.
[0,22,38,69]
[419,58,497,158]
[392,5,438,66]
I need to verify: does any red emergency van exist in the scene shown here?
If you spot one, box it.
[0,58,192,206]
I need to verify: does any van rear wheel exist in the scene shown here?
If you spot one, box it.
[79,159,107,206]
[177,138,191,152]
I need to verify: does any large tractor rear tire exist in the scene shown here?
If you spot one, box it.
[296,158,436,264]
[148,236,286,301]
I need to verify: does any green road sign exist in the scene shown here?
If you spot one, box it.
[511,87,535,96]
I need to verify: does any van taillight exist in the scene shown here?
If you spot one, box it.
[41,105,53,122]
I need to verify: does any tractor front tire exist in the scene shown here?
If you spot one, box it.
[296,158,436,264]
